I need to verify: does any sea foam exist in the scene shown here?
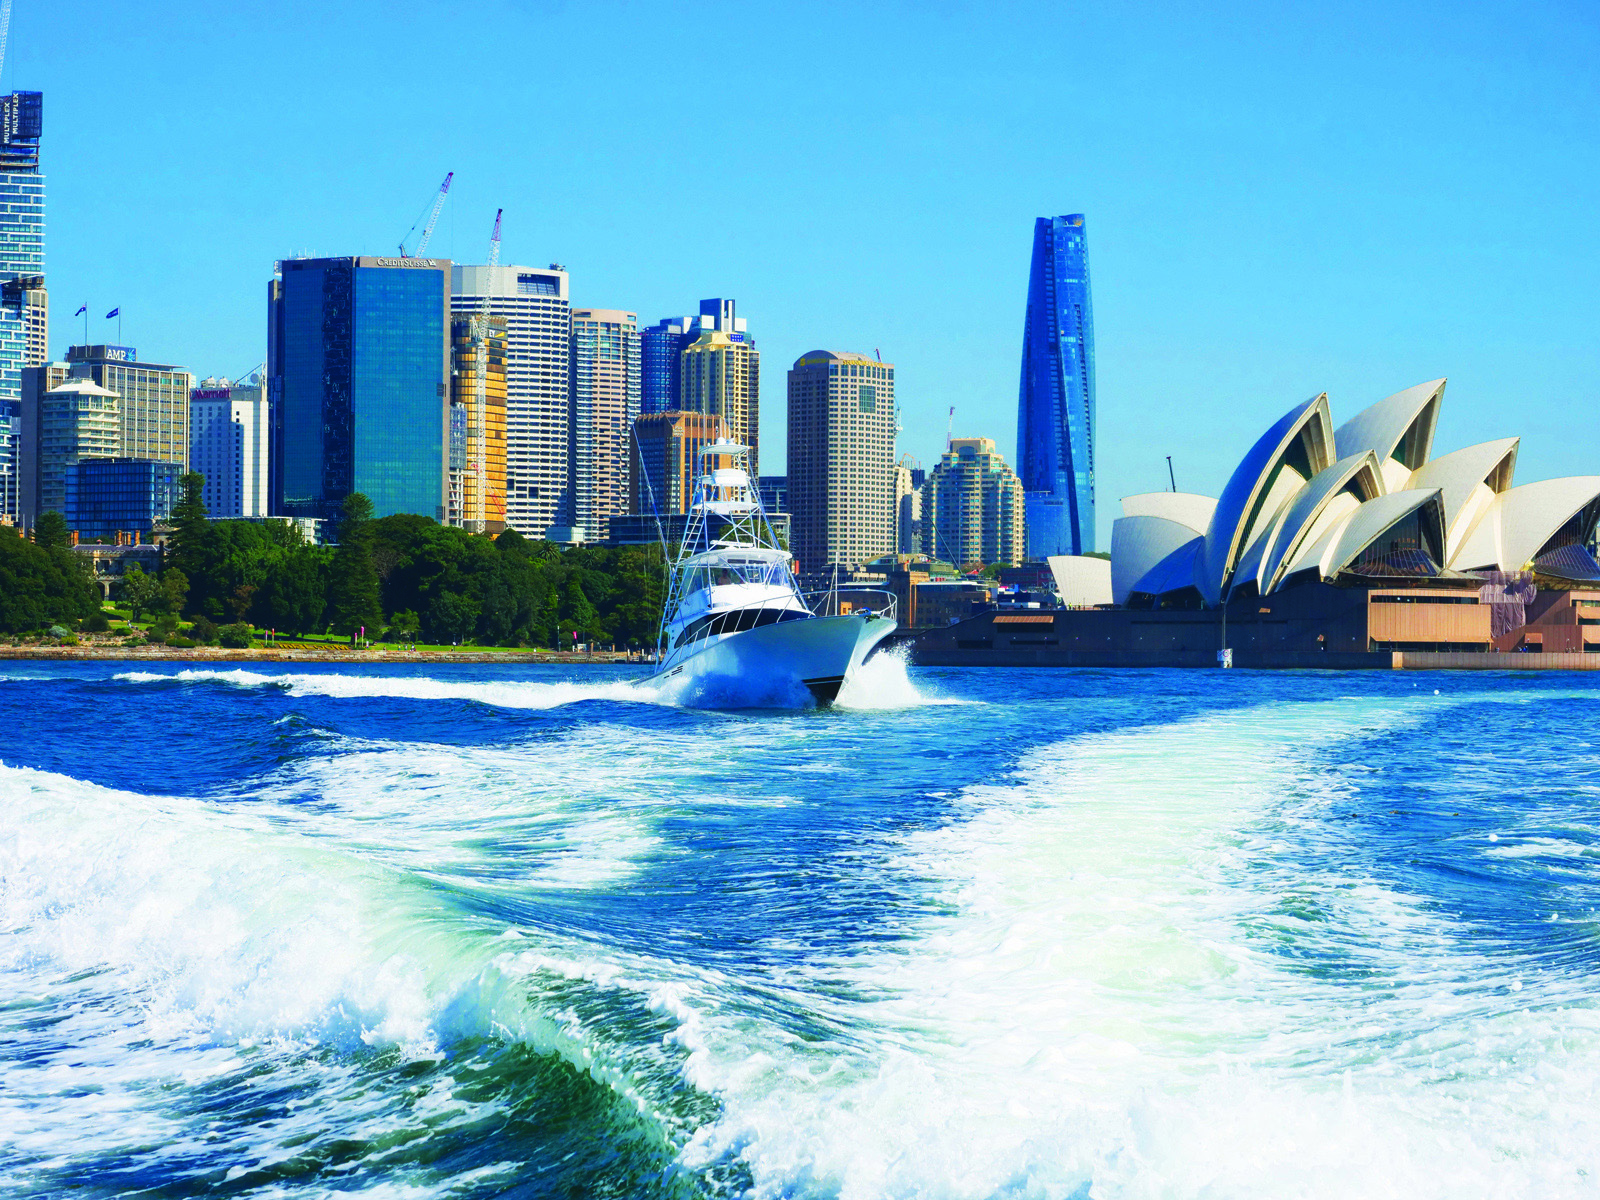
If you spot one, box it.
[679,694,1600,1198]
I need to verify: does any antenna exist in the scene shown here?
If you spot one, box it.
[1167,455,1176,492]
[945,405,955,453]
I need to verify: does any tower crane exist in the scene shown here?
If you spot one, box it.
[398,171,453,259]
[467,209,503,530]
[946,405,955,453]
[0,0,14,87]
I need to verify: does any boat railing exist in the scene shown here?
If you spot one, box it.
[798,588,898,623]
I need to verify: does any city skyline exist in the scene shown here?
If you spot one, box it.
[10,1,1600,550]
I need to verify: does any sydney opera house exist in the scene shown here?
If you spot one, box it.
[916,380,1600,667]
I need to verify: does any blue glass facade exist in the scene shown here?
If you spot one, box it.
[270,257,449,521]
[1017,214,1095,557]
[640,317,691,415]
[0,91,44,525]
[65,457,179,538]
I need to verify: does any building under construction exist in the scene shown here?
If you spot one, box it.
[449,313,507,533]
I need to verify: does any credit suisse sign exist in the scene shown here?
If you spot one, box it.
[370,258,444,268]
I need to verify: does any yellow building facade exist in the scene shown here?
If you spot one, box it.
[450,314,508,533]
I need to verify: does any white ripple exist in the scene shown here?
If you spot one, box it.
[679,693,1600,1199]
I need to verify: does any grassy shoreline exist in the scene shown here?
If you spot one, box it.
[0,644,643,664]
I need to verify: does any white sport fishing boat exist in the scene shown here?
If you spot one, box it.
[649,438,896,705]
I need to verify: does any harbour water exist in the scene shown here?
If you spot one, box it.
[2,657,1598,1197]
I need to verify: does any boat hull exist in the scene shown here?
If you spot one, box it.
[653,612,895,706]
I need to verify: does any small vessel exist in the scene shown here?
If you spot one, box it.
[649,439,896,705]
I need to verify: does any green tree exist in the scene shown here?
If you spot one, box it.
[168,472,210,579]
[495,527,530,557]
[327,492,383,635]
[32,511,70,551]
[156,567,190,616]
[427,590,480,644]
[120,565,162,622]
[254,546,327,635]
[540,588,561,648]
[384,609,421,642]
[562,574,599,644]
[0,531,96,632]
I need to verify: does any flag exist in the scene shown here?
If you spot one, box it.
[74,305,86,316]
[105,307,119,319]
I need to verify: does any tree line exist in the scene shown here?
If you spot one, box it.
[2,474,669,646]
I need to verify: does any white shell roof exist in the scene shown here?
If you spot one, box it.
[1197,394,1333,605]
[1257,451,1386,595]
[1450,477,1600,572]
[1319,488,1445,579]
[1332,379,1444,469]
[1048,556,1114,606]
[1118,492,1217,534]
[1130,536,1203,599]
[1405,438,1517,559]
[1230,522,1275,597]
[1111,515,1204,605]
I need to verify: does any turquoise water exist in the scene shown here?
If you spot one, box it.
[2,657,1599,1197]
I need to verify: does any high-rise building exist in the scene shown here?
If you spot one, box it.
[629,410,729,518]
[643,298,756,429]
[758,475,788,518]
[641,317,693,415]
[921,437,1026,568]
[682,322,758,475]
[0,89,44,525]
[65,457,181,539]
[18,359,68,524]
[451,264,570,538]
[19,280,45,367]
[64,346,193,471]
[35,378,119,520]
[190,377,269,518]
[786,349,897,572]
[570,308,640,544]
[895,454,924,555]
[269,256,451,521]
[448,313,508,532]
[1018,213,1096,557]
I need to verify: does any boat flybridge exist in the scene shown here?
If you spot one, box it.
[650,438,896,705]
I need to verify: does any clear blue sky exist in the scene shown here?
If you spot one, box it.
[17,0,1599,548]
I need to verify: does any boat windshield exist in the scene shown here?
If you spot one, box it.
[683,559,791,593]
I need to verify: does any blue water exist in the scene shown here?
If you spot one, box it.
[3,656,1600,1197]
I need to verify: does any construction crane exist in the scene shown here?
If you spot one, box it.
[946,405,955,453]
[467,209,503,530]
[398,171,453,259]
[0,0,13,87]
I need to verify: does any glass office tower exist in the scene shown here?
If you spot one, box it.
[640,317,692,415]
[269,256,451,521]
[65,456,180,539]
[1017,214,1095,557]
[0,90,44,524]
